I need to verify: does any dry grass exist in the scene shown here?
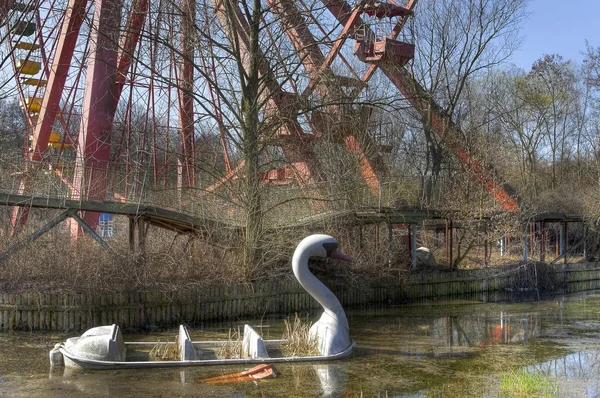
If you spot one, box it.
[505,261,555,293]
[217,327,243,359]
[0,220,250,294]
[280,314,319,357]
[149,339,180,361]
[0,208,575,297]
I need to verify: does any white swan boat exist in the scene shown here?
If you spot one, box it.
[49,235,355,370]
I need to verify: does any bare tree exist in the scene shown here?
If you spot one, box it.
[584,42,600,90]
[407,0,527,205]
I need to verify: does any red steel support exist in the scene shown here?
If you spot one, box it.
[0,0,14,27]
[209,0,326,190]
[71,0,123,238]
[29,0,88,160]
[178,0,196,187]
[382,67,519,211]
[113,0,149,107]
[270,0,392,195]
[10,0,88,236]
[381,64,519,211]
[325,0,519,212]
[300,5,363,100]
[357,0,416,89]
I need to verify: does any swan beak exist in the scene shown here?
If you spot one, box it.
[331,249,353,262]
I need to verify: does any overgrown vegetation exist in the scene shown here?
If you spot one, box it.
[280,314,319,358]
[506,262,555,294]
[0,0,599,293]
[500,368,558,397]
[149,340,180,361]
[217,328,243,360]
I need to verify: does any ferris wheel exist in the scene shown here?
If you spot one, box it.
[9,0,523,240]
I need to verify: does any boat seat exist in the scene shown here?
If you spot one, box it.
[63,324,127,363]
[242,324,269,359]
[177,325,197,360]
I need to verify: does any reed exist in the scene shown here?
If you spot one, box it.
[149,339,179,361]
[500,368,557,397]
[217,327,243,359]
[280,313,319,357]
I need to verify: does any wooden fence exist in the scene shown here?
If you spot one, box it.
[1,262,599,331]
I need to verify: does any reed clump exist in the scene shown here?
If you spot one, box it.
[508,261,554,293]
[217,327,243,359]
[500,368,558,397]
[281,314,319,357]
[149,339,180,361]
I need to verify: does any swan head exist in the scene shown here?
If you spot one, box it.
[293,234,352,265]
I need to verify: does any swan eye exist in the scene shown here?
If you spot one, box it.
[322,242,338,257]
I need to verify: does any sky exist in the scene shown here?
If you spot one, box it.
[509,0,598,70]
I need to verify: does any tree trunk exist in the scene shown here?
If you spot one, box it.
[241,0,263,278]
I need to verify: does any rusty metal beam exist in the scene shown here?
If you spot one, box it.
[270,0,392,193]
[113,0,149,105]
[209,0,326,190]
[0,0,15,27]
[30,0,88,161]
[379,62,519,211]
[11,0,88,237]
[71,0,123,238]
[178,0,196,187]
[355,0,417,91]
[324,0,520,212]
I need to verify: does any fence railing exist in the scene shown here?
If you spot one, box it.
[0,155,428,228]
[1,261,598,332]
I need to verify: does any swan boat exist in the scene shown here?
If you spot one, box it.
[49,235,355,370]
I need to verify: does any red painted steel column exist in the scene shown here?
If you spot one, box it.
[378,56,519,212]
[30,0,88,160]
[344,135,381,196]
[178,0,196,187]
[113,0,149,108]
[10,0,88,237]
[208,0,326,191]
[270,0,388,194]
[325,0,519,212]
[71,0,123,238]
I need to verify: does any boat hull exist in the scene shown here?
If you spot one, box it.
[59,341,354,370]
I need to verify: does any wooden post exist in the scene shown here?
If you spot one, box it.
[137,217,146,256]
[128,216,147,256]
[0,209,72,262]
[583,222,588,261]
[529,222,534,257]
[523,222,529,262]
[484,222,489,267]
[358,225,363,250]
[387,222,393,266]
[446,219,453,268]
[129,217,135,253]
[555,224,559,258]
[540,222,546,263]
[561,221,567,264]
[411,223,417,269]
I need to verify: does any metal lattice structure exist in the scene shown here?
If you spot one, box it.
[1,0,518,239]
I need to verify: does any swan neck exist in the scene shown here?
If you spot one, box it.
[293,251,347,326]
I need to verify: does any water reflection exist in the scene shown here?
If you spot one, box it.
[313,363,348,397]
[432,311,540,348]
[3,291,600,397]
[533,351,600,397]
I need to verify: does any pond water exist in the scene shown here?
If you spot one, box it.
[1,290,600,397]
